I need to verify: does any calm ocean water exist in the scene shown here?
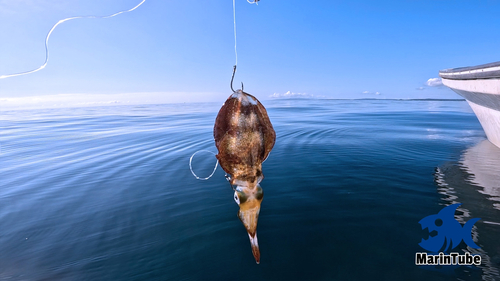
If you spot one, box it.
[1,99,499,281]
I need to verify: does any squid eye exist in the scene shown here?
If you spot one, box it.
[255,186,264,200]
[233,190,247,204]
[234,192,240,205]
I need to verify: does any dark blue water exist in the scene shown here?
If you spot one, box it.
[1,99,499,280]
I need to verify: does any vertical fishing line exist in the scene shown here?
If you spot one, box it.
[0,0,147,80]
[233,0,238,67]
[231,0,257,90]
[191,0,258,181]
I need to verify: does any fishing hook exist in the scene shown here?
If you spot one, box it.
[230,65,244,92]
[231,65,236,92]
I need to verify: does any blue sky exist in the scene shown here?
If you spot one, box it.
[1,0,500,106]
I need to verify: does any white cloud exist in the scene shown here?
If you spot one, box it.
[362,91,381,95]
[426,78,443,87]
[269,91,322,99]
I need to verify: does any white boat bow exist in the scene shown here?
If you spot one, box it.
[440,61,500,148]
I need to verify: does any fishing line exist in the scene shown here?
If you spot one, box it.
[191,0,257,181]
[189,150,219,180]
[233,0,238,67]
[0,0,147,80]
[231,0,255,91]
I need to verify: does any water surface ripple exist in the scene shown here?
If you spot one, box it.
[1,99,498,280]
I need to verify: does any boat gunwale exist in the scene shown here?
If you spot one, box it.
[439,61,500,80]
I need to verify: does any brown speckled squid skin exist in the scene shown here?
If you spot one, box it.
[214,90,275,187]
[214,90,275,264]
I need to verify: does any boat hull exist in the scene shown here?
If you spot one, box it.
[467,98,500,148]
[440,62,500,148]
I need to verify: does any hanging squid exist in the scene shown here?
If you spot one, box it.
[213,81,275,264]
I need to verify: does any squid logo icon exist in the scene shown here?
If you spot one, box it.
[418,204,480,253]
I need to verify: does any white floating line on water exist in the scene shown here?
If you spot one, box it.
[189,150,218,180]
[0,0,147,80]
[483,221,500,226]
